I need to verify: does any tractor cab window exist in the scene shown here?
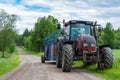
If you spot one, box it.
[71,23,91,41]
[65,25,70,35]
[65,25,70,40]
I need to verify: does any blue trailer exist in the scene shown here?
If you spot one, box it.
[41,30,62,63]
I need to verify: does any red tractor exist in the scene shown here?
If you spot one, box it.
[56,20,113,72]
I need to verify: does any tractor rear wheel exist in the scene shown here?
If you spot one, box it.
[62,44,73,72]
[41,55,45,63]
[98,47,113,69]
[56,43,62,68]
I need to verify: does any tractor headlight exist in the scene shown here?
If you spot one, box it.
[84,43,89,47]
[91,44,95,47]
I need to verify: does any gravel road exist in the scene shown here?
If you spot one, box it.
[0,48,103,80]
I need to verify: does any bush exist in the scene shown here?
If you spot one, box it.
[113,39,120,49]
[7,44,15,53]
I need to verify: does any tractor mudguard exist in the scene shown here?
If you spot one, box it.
[99,45,109,50]
[57,37,64,44]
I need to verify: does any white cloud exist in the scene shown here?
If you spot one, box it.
[0,0,120,34]
[21,0,45,6]
[0,2,50,34]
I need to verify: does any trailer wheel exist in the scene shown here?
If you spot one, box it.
[41,55,45,63]
[56,42,62,68]
[98,47,113,69]
[62,44,73,72]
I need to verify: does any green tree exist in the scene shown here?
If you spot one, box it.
[15,35,22,46]
[103,23,115,48]
[25,35,34,50]
[21,15,58,52]
[113,28,120,49]
[22,28,30,37]
[22,28,30,47]
[23,15,58,52]
[34,15,58,51]
[98,31,105,45]
[0,10,17,58]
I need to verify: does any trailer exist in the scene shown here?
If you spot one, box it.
[41,30,62,63]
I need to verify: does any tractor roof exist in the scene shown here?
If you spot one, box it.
[66,20,94,25]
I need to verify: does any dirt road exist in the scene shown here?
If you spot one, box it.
[0,48,103,80]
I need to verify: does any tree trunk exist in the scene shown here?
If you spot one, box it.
[39,47,41,52]
[2,50,4,58]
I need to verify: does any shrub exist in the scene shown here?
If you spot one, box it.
[7,44,15,53]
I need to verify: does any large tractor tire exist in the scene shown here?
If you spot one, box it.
[56,42,62,68]
[98,47,113,69]
[62,44,73,72]
[41,55,45,63]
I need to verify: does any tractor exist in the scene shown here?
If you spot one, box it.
[56,20,113,72]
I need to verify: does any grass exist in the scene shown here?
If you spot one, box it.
[0,51,12,58]
[23,48,43,57]
[73,49,120,80]
[0,49,21,77]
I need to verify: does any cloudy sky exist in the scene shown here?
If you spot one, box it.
[0,0,120,34]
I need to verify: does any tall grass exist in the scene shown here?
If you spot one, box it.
[73,49,120,80]
[0,49,21,77]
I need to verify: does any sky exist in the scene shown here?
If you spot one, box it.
[0,0,120,34]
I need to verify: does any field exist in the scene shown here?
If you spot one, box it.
[0,49,21,77]
[73,49,120,80]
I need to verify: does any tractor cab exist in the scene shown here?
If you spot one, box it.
[63,20,93,42]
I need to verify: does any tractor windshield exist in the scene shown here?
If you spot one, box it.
[71,23,91,41]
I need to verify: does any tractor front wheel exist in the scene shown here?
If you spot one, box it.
[56,42,62,68]
[62,44,73,72]
[98,47,113,69]
[56,53,62,68]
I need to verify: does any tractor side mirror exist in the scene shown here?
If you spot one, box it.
[98,26,103,37]
[57,23,61,30]
[98,26,102,32]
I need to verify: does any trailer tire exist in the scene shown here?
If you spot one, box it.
[41,55,45,63]
[98,47,113,69]
[62,44,73,72]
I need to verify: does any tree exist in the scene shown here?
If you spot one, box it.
[22,15,58,52]
[0,10,17,58]
[22,28,30,37]
[33,15,58,51]
[113,28,120,49]
[103,23,115,48]
[22,28,30,47]
[15,35,22,46]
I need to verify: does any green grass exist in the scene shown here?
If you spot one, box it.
[23,48,43,57]
[73,49,120,80]
[0,51,12,58]
[0,49,21,77]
